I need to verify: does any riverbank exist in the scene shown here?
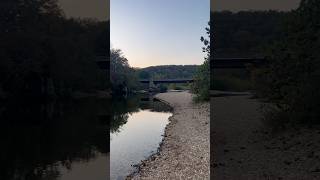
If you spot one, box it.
[128,91,210,179]
[212,92,320,179]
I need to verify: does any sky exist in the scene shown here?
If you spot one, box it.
[56,0,301,68]
[211,0,301,12]
[111,0,210,68]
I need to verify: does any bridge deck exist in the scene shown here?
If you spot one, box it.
[139,79,194,84]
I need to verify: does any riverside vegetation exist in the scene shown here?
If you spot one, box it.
[252,0,320,126]
[212,0,320,127]
[0,0,109,100]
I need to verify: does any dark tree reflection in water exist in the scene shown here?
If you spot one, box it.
[110,95,172,179]
[0,98,110,180]
[0,94,171,180]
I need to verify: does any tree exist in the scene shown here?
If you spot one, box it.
[192,21,210,101]
[253,0,320,124]
[110,49,138,96]
[0,0,109,99]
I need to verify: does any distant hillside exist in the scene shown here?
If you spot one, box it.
[213,11,287,58]
[136,65,199,80]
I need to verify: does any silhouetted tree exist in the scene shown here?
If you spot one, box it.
[110,48,138,96]
[0,0,109,99]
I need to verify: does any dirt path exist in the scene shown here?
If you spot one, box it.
[212,93,320,179]
[129,91,210,179]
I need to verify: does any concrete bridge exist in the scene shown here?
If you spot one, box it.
[139,79,194,84]
[96,57,266,70]
[212,57,266,69]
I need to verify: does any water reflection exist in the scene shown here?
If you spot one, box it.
[0,94,171,180]
[0,98,109,180]
[110,95,172,180]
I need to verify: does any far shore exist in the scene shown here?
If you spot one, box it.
[128,91,210,179]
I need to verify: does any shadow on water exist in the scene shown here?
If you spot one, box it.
[0,93,171,180]
[0,98,110,180]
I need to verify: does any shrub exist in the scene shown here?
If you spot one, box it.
[253,0,320,125]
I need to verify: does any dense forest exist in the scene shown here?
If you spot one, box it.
[0,0,109,100]
[213,10,287,58]
[136,65,198,80]
[211,10,289,91]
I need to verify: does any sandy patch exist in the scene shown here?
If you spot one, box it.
[212,93,320,180]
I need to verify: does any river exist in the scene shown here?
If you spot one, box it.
[0,94,171,180]
[110,95,172,179]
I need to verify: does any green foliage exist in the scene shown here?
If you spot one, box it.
[192,22,210,102]
[110,49,139,95]
[159,84,168,93]
[137,65,198,80]
[192,59,210,101]
[253,0,320,125]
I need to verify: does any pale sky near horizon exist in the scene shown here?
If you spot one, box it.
[111,0,210,68]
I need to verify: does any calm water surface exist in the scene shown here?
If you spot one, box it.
[110,97,172,180]
[0,98,110,180]
[0,95,171,180]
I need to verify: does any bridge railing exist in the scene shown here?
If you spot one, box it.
[139,79,194,84]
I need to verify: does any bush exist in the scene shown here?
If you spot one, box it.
[159,84,168,93]
[192,59,210,101]
[253,0,320,125]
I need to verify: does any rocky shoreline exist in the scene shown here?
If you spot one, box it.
[127,91,210,179]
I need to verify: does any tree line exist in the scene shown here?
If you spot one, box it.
[0,0,109,100]
[136,65,198,80]
[213,10,287,58]
[110,49,202,96]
